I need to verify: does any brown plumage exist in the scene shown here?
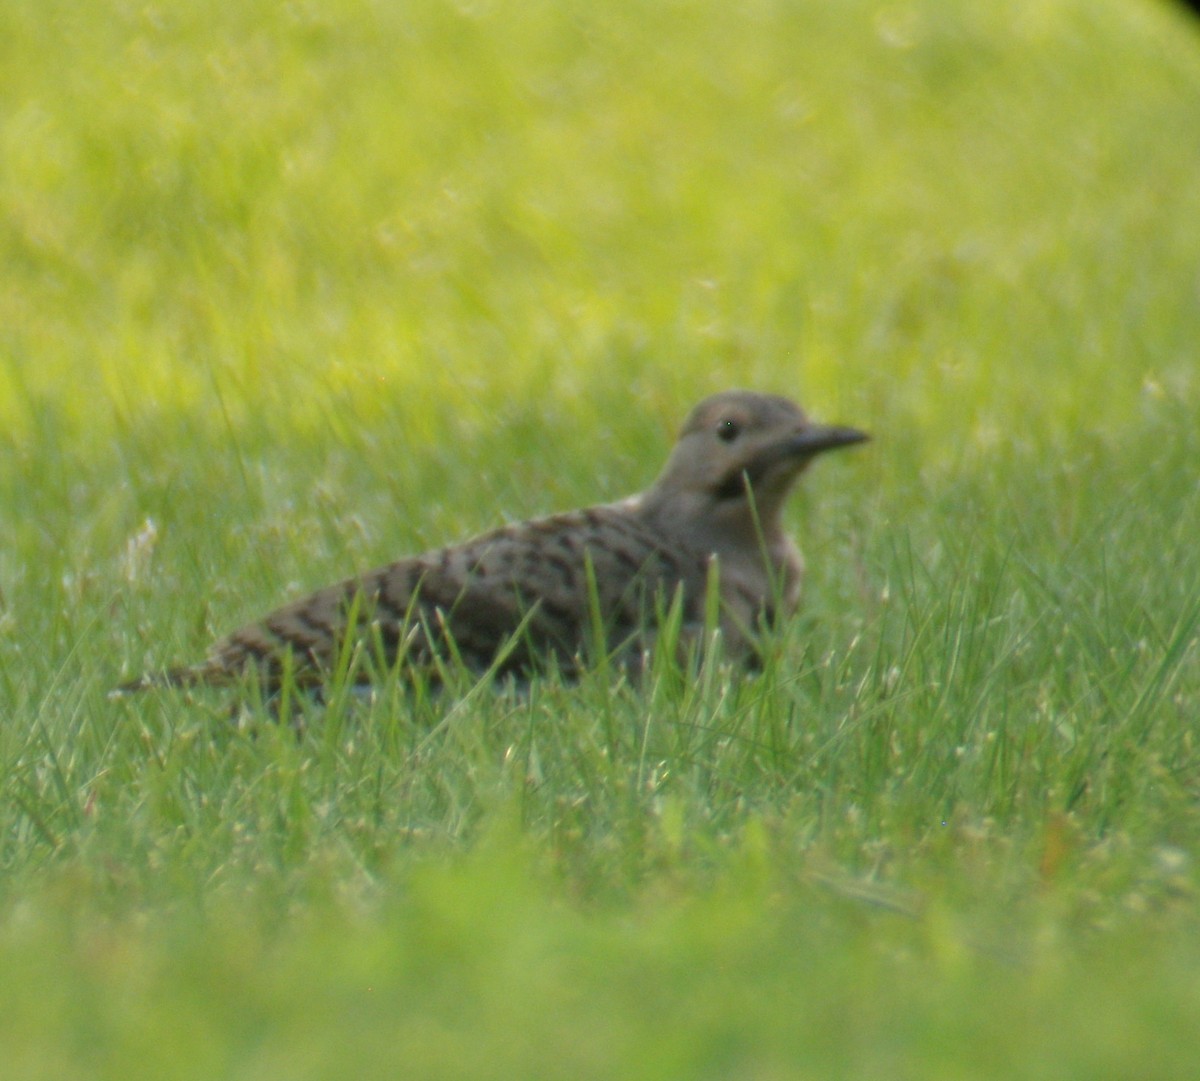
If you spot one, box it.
[118,391,867,694]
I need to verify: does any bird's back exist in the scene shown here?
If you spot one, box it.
[154,502,716,691]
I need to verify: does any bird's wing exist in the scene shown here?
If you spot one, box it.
[127,505,711,691]
[432,505,713,667]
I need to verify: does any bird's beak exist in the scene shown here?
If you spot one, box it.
[782,424,870,458]
[711,422,868,501]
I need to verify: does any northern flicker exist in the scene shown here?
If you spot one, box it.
[118,391,867,694]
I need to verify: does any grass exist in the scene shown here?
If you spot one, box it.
[2,0,1200,1076]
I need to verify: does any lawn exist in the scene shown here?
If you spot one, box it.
[2,0,1199,1077]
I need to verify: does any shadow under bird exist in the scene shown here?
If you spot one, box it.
[118,390,867,695]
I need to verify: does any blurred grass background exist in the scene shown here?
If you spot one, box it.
[2,0,1199,1077]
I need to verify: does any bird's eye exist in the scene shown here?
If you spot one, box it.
[717,418,740,443]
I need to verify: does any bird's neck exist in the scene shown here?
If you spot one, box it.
[633,487,802,605]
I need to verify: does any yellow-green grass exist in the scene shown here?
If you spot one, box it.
[2,0,1199,1077]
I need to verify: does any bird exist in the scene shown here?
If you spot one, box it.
[117,390,867,695]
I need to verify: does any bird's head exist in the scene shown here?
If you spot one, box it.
[644,390,868,536]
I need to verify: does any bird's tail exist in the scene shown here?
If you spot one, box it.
[108,663,220,699]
